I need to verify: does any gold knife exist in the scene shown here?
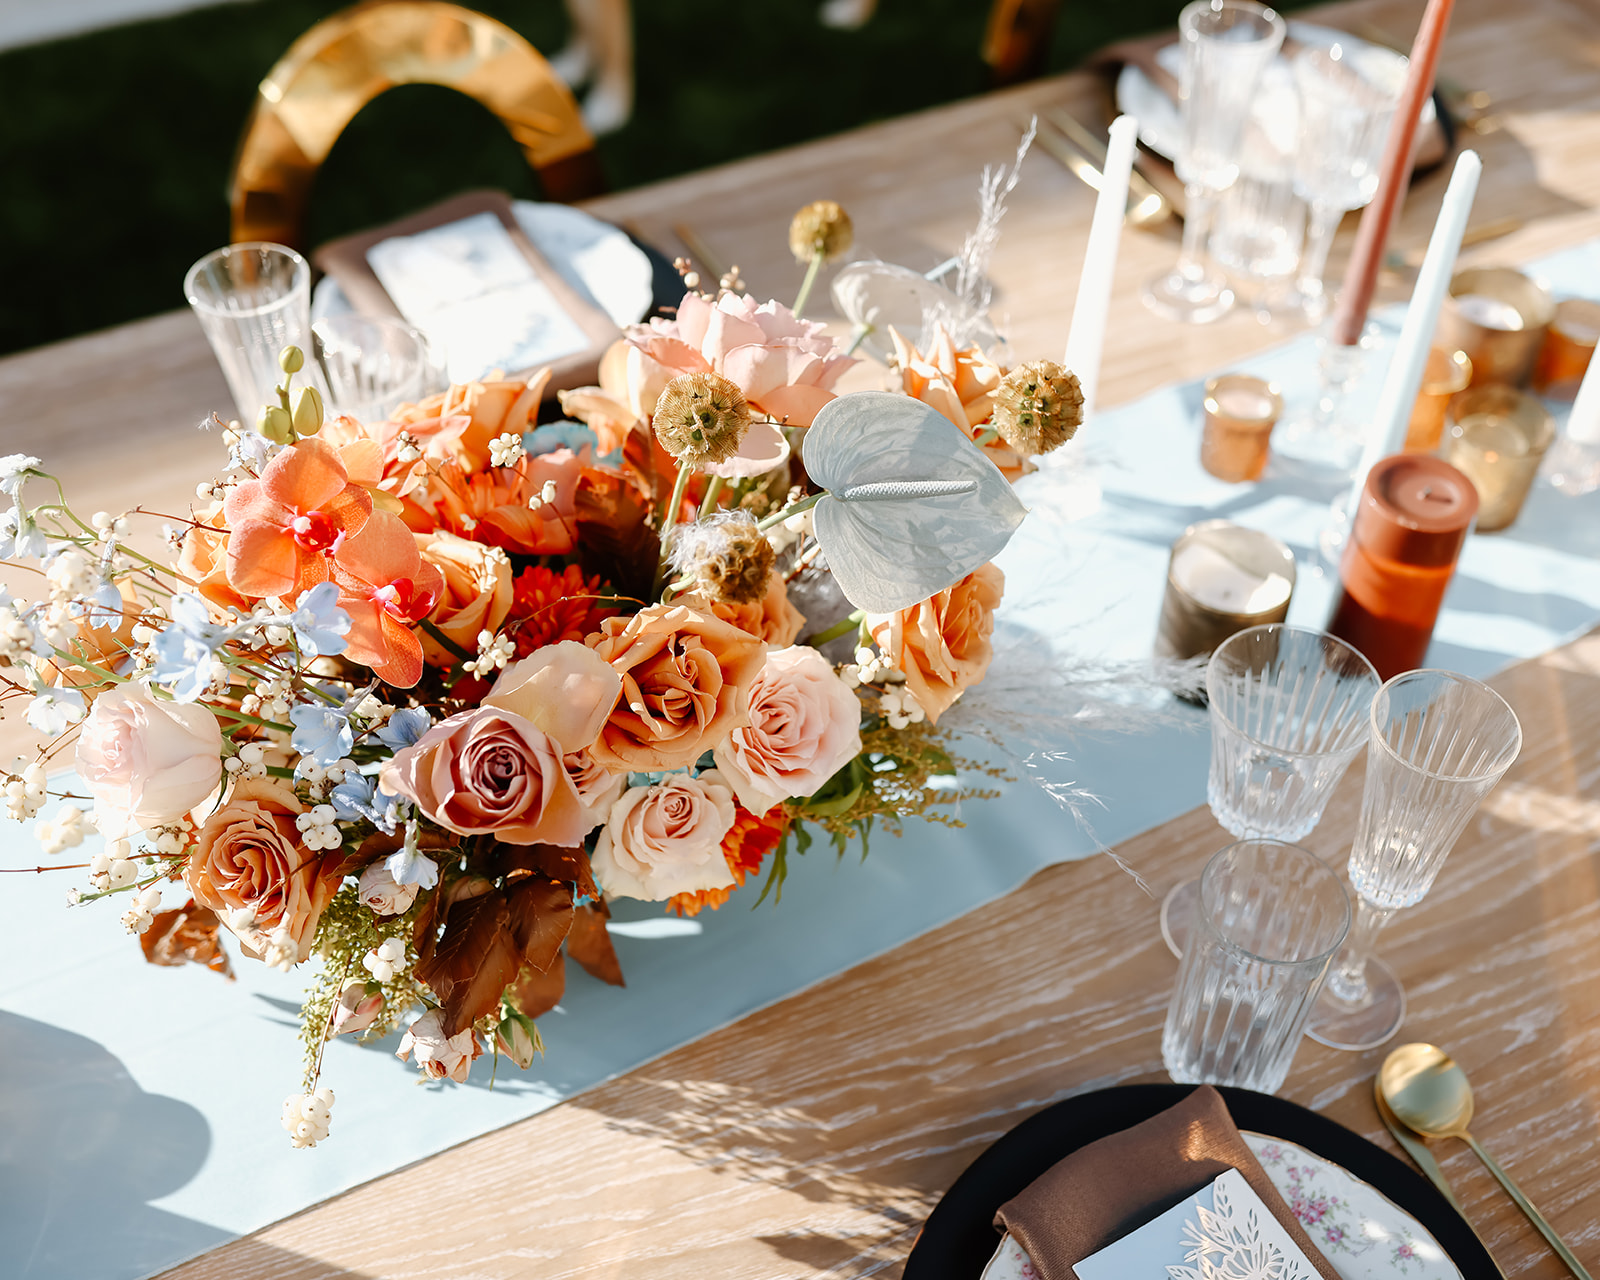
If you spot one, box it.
[1375,1082,1507,1277]
[1044,107,1170,217]
[1029,117,1170,228]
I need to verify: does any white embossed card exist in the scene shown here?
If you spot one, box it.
[1072,1168,1320,1280]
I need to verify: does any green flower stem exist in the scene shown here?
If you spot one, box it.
[808,610,865,647]
[418,618,474,662]
[698,474,726,518]
[792,252,824,318]
[972,427,1000,448]
[653,461,697,598]
[756,491,822,532]
[210,706,294,733]
[842,323,872,358]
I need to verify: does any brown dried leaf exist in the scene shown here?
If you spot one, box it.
[506,876,575,973]
[574,465,660,601]
[566,901,625,988]
[492,842,598,901]
[506,951,567,1020]
[415,890,519,1037]
[140,900,234,980]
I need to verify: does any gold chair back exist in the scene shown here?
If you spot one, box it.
[229,1,603,249]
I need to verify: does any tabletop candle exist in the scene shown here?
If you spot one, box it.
[1453,293,1525,330]
[1154,519,1296,671]
[1436,266,1555,388]
[1200,373,1282,483]
[1404,346,1471,452]
[1326,453,1477,680]
[1063,114,1138,424]
[1442,385,1555,531]
[1532,298,1600,399]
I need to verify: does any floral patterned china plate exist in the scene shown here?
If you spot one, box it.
[903,1084,1492,1280]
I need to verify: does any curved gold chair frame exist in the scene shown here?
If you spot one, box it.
[229,1,603,249]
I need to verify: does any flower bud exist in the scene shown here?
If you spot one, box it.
[494,1011,541,1069]
[990,360,1084,456]
[278,345,305,374]
[789,200,854,263]
[653,372,752,467]
[257,404,294,444]
[292,386,324,438]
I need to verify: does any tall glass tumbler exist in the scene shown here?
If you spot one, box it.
[1163,839,1351,1093]
[185,243,312,425]
[1307,670,1522,1051]
[1161,624,1378,958]
[312,314,444,424]
[1144,0,1286,325]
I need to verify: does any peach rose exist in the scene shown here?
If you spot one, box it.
[868,562,1005,724]
[176,501,254,614]
[402,448,583,557]
[78,682,223,838]
[397,1007,481,1081]
[587,603,768,772]
[713,645,863,815]
[358,862,418,916]
[391,370,551,474]
[320,412,470,504]
[379,706,588,846]
[416,532,514,668]
[484,640,622,753]
[591,770,738,901]
[890,326,1030,482]
[678,571,805,646]
[565,748,626,830]
[187,778,341,963]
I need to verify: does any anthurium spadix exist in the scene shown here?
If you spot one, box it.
[803,390,1028,613]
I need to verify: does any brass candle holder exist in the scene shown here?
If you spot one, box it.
[1435,266,1555,388]
[1154,519,1297,670]
[1532,298,1600,400]
[1404,347,1472,453]
[1199,374,1283,483]
[1443,385,1556,532]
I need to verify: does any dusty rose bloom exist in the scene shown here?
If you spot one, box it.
[358,862,418,916]
[416,531,514,668]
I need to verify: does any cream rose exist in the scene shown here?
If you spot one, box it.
[379,706,587,846]
[416,532,514,668]
[868,562,1004,724]
[358,862,419,916]
[187,778,340,964]
[713,646,863,815]
[397,1008,481,1082]
[591,770,738,902]
[484,640,622,753]
[78,681,223,838]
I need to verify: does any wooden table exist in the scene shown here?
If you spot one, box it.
[0,0,1595,1272]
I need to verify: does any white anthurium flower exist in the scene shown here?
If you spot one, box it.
[829,261,999,365]
[802,391,1027,613]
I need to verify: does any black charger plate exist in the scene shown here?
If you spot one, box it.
[903,1083,1495,1279]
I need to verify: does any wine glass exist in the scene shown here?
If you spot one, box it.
[1307,670,1522,1051]
[1289,42,1404,324]
[1160,624,1379,958]
[1143,0,1286,325]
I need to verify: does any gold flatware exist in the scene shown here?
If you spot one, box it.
[1381,1043,1593,1280]
[1030,117,1170,229]
[1045,108,1173,225]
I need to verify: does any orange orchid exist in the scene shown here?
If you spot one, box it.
[330,511,445,689]
[319,413,471,509]
[223,437,373,600]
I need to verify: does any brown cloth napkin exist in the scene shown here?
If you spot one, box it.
[994,1086,1340,1280]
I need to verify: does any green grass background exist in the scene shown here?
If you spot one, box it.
[0,0,1303,356]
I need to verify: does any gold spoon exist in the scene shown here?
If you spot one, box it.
[1380,1043,1593,1280]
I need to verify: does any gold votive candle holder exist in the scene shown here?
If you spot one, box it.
[1404,347,1472,453]
[1435,265,1555,388]
[1443,385,1556,532]
[1200,374,1282,483]
[1532,298,1600,400]
[1154,519,1297,673]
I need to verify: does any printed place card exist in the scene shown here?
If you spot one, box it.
[1073,1168,1320,1280]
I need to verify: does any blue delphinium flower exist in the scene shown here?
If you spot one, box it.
[288,582,350,657]
[0,454,41,498]
[150,595,227,703]
[385,823,439,889]
[290,702,355,765]
[374,707,431,752]
[0,508,47,561]
[329,772,404,836]
[26,683,86,735]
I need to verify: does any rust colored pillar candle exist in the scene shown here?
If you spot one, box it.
[1326,454,1477,680]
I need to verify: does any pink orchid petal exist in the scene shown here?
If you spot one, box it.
[226,521,301,599]
[333,510,420,589]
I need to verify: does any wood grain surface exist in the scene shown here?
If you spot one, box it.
[0,0,1596,1271]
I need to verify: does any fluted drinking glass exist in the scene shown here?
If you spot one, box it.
[312,314,445,424]
[1161,624,1379,957]
[1163,839,1351,1092]
[185,243,312,425]
[1307,670,1522,1050]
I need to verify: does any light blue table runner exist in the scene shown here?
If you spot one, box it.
[6,238,1600,1280]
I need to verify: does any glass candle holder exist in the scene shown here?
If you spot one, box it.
[1403,347,1471,453]
[1531,298,1600,400]
[1435,265,1555,388]
[1326,454,1477,681]
[1443,385,1556,532]
[1200,373,1283,482]
[1154,519,1296,671]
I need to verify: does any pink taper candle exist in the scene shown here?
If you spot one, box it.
[1328,0,1458,347]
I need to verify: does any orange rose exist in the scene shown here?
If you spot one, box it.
[392,370,550,473]
[176,501,254,615]
[187,779,341,964]
[868,562,1004,724]
[416,531,514,667]
[587,603,767,771]
[890,326,1030,481]
[678,571,804,646]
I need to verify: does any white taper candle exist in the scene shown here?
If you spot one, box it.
[1346,149,1483,509]
[1063,114,1139,423]
[1566,328,1600,445]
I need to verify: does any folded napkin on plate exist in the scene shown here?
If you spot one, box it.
[994,1086,1339,1280]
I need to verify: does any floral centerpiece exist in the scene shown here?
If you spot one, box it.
[0,185,1090,1145]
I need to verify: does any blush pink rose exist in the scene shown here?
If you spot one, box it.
[358,862,418,916]
[397,1008,481,1082]
[590,770,738,901]
[78,682,223,838]
[379,706,587,846]
[713,646,863,815]
[328,978,384,1039]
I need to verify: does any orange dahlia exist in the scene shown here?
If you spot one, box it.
[507,564,618,656]
[669,804,789,917]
